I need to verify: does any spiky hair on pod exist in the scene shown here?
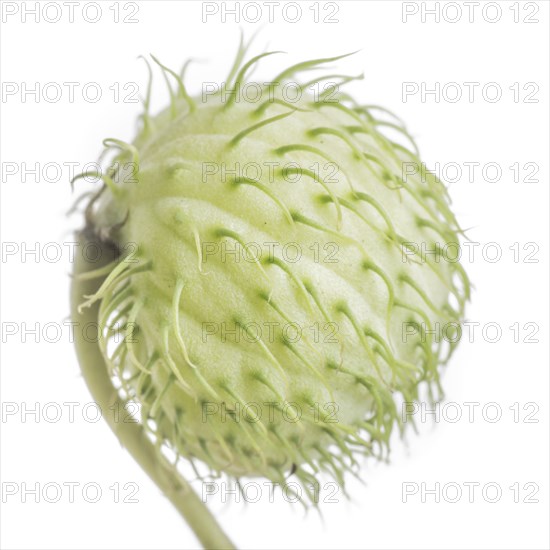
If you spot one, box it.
[74,34,470,506]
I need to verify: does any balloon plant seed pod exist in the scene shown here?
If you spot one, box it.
[71,37,470,549]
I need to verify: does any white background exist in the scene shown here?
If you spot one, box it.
[1,1,549,549]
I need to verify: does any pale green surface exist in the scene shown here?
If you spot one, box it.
[75,48,469,511]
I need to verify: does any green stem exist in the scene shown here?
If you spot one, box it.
[70,230,236,550]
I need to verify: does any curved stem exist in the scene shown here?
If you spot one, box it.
[70,230,236,550]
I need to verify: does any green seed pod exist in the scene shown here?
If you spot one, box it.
[72,40,469,546]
